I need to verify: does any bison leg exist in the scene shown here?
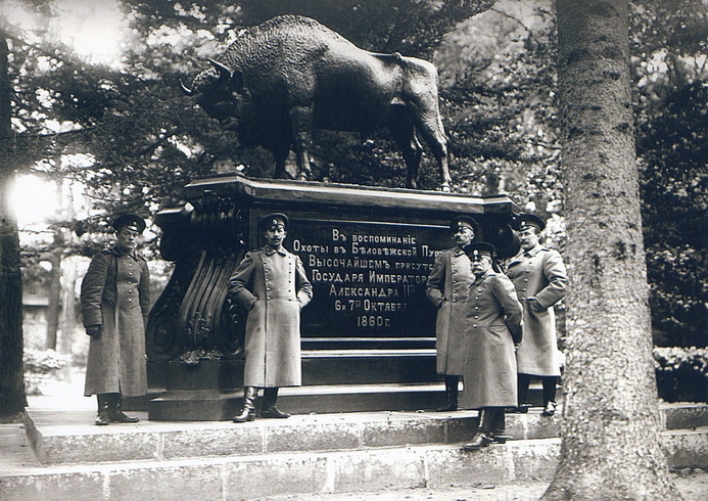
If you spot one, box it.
[389,108,423,189]
[413,113,451,192]
[289,106,314,181]
[272,146,291,180]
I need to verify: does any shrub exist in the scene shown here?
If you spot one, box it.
[654,346,708,403]
[23,349,71,396]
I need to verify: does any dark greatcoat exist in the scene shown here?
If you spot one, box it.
[228,245,313,387]
[425,247,474,375]
[460,270,523,410]
[81,247,150,397]
[505,245,567,376]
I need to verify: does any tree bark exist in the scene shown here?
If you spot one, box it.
[45,180,66,351]
[45,246,62,350]
[543,2,680,499]
[0,28,27,416]
[59,185,78,379]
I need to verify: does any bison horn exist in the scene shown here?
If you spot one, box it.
[209,58,233,83]
[180,80,194,96]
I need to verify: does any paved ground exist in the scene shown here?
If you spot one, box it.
[266,472,708,500]
[268,483,549,500]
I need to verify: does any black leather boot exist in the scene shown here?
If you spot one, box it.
[109,394,140,423]
[463,409,493,451]
[233,387,257,423]
[260,387,290,418]
[512,373,532,413]
[542,401,557,417]
[542,377,558,416]
[436,375,459,412]
[95,394,111,426]
[490,408,510,444]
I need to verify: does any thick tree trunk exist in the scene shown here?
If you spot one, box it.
[543,2,680,499]
[0,29,26,416]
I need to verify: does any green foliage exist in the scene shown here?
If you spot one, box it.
[23,348,70,396]
[654,346,708,402]
[23,348,70,375]
[436,5,562,215]
[630,0,708,348]
[235,0,494,56]
[638,81,708,347]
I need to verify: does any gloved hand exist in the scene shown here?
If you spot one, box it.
[86,325,102,339]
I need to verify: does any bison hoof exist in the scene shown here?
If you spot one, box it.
[441,183,451,193]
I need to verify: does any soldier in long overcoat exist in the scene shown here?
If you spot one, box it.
[228,213,313,422]
[505,214,567,417]
[81,214,150,425]
[460,243,523,451]
[425,215,477,411]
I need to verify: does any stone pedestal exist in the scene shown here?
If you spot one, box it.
[145,176,517,420]
[149,359,244,421]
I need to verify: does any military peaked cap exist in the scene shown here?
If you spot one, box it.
[512,213,546,232]
[449,215,479,233]
[259,213,289,231]
[465,242,496,259]
[112,214,146,234]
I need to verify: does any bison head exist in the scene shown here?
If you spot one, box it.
[182,59,249,131]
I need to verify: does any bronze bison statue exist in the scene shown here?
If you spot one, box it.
[182,15,451,191]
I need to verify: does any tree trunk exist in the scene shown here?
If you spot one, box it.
[45,246,62,350]
[59,255,78,380]
[59,184,78,379]
[543,1,680,499]
[0,28,27,416]
[45,180,66,351]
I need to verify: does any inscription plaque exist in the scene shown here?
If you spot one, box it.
[290,218,447,348]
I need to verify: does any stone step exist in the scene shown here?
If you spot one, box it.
[21,403,708,465]
[2,428,707,501]
[138,379,564,420]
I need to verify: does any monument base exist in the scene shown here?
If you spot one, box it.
[148,359,243,421]
[145,350,446,420]
[147,177,518,421]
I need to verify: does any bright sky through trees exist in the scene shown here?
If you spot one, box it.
[49,0,131,68]
[3,0,130,227]
[9,175,57,227]
[3,0,131,69]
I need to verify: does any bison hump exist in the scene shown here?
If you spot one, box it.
[243,15,348,42]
